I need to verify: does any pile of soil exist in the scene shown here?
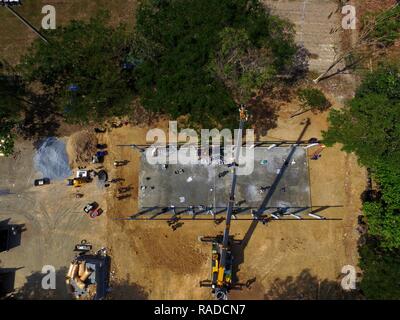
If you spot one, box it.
[66,130,98,167]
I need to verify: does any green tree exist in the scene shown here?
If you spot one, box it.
[19,11,136,123]
[0,61,25,156]
[363,162,400,250]
[323,93,400,169]
[135,0,297,128]
[359,240,400,299]
[324,64,400,298]
[356,64,400,101]
[324,65,400,249]
[365,4,400,47]
[209,27,278,103]
[323,65,400,169]
[297,88,331,113]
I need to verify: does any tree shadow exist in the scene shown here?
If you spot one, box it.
[107,275,149,300]
[17,93,61,145]
[264,269,363,300]
[247,94,279,139]
[10,267,69,300]
[231,220,258,285]
[285,45,311,83]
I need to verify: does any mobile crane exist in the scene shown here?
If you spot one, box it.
[200,105,248,300]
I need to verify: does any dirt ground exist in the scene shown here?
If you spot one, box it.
[0,138,107,299]
[0,104,366,300]
[99,96,366,300]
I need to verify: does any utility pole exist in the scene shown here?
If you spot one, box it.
[3,4,49,44]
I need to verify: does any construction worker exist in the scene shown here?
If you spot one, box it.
[114,160,129,167]
[311,154,322,160]
[218,170,229,178]
[259,186,271,194]
[239,104,249,121]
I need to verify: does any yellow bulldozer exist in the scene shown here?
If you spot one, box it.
[67,177,91,188]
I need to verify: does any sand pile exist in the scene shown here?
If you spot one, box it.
[66,130,98,167]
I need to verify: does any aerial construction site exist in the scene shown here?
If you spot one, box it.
[1,0,400,303]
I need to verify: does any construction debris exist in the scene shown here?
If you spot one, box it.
[66,243,110,300]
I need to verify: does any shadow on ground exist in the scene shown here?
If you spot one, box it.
[232,120,312,285]
[107,275,149,300]
[18,94,61,145]
[7,267,69,300]
[248,94,279,139]
[264,269,363,300]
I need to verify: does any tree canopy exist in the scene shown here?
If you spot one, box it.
[323,64,400,297]
[134,0,297,128]
[0,61,25,156]
[297,88,331,113]
[209,27,278,103]
[17,2,298,129]
[363,162,400,250]
[365,4,400,47]
[323,65,400,170]
[323,64,400,250]
[359,240,400,299]
[18,11,136,123]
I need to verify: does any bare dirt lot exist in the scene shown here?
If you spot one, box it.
[99,103,365,300]
[0,110,366,300]
[0,138,107,299]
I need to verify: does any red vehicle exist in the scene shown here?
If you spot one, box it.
[83,202,103,218]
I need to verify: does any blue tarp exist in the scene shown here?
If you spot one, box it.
[33,137,72,180]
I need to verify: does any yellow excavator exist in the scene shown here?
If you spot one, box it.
[200,105,248,300]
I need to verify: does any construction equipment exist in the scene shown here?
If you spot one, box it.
[76,170,90,179]
[310,144,326,160]
[113,160,129,167]
[66,243,110,300]
[74,240,92,252]
[34,178,50,186]
[200,105,248,300]
[67,177,91,188]
[83,202,104,218]
[119,107,336,300]
[67,171,93,187]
